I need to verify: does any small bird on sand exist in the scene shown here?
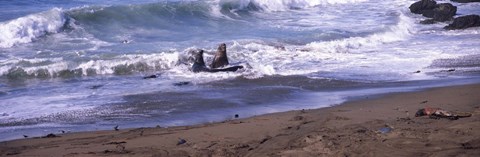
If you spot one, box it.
[114,125,119,131]
[23,135,28,138]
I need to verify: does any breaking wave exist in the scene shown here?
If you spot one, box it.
[0,0,371,48]
[0,8,68,48]
[0,53,179,79]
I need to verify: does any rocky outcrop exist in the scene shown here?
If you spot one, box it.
[451,0,480,3]
[409,0,437,14]
[432,3,457,22]
[410,1,457,22]
[444,15,480,30]
[409,0,480,29]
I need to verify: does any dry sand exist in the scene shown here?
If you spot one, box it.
[1,84,480,157]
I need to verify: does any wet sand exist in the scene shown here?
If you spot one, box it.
[1,83,479,157]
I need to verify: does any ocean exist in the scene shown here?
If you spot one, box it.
[0,0,479,141]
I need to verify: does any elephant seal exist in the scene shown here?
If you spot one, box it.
[210,43,229,69]
[191,49,243,73]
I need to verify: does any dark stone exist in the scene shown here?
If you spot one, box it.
[210,43,229,69]
[89,85,104,89]
[173,82,190,86]
[421,9,435,18]
[444,15,480,30]
[409,0,437,14]
[451,0,480,3]
[234,114,239,118]
[420,19,437,24]
[42,133,60,138]
[432,3,457,22]
[143,75,157,79]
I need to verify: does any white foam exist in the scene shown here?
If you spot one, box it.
[217,0,369,12]
[306,13,414,53]
[0,53,179,78]
[0,8,67,48]
[78,53,179,75]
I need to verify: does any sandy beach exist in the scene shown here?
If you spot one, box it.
[1,83,479,157]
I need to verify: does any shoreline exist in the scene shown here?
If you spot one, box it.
[1,83,480,156]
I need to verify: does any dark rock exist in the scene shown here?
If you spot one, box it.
[409,0,437,14]
[143,75,157,79]
[432,3,457,22]
[420,19,437,24]
[114,125,119,131]
[234,114,239,118]
[451,0,480,3]
[421,9,435,18]
[89,85,103,89]
[42,133,60,138]
[445,15,480,30]
[173,82,190,86]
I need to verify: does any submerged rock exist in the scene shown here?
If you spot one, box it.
[143,75,157,79]
[444,15,480,30]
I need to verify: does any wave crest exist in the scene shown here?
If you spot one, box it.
[0,8,68,48]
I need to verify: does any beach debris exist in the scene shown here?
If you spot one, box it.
[292,115,304,121]
[447,69,456,72]
[143,75,157,79]
[414,70,421,73]
[42,133,60,138]
[415,107,472,120]
[23,135,28,138]
[461,142,476,149]
[234,114,239,118]
[173,81,190,86]
[377,127,393,134]
[177,138,187,145]
[421,100,428,104]
[104,141,127,145]
[114,125,119,131]
[259,136,272,144]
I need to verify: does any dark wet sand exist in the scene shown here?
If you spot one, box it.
[1,83,479,157]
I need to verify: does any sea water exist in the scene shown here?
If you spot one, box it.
[0,0,479,141]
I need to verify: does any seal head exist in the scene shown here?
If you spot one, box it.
[210,43,229,69]
[191,49,210,73]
